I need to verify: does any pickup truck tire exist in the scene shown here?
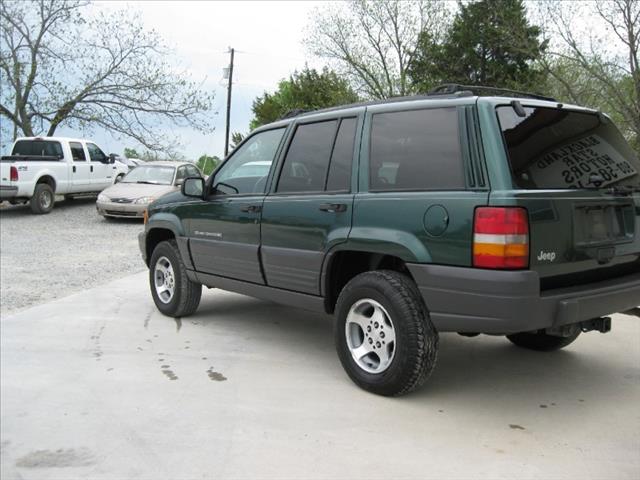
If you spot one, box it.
[506,330,581,351]
[30,183,54,214]
[149,239,202,317]
[335,270,438,396]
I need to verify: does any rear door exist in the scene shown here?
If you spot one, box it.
[492,104,640,289]
[69,141,91,191]
[260,115,360,294]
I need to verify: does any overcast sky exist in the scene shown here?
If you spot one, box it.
[58,1,328,159]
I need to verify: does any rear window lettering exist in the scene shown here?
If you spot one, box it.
[369,108,464,191]
[497,106,640,189]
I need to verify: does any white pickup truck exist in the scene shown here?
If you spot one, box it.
[0,137,128,214]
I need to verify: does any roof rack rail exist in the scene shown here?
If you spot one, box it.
[279,108,309,120]
[429,84,556,102]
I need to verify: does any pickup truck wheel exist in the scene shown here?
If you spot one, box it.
[149,240,202,317]
[506,330,580,351]
[30,184,54,214]
[335,270,438,396]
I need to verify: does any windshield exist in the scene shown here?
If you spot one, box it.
[496,106,640,189]
[122,165,175,185]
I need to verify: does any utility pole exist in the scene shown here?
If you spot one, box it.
[224,47,235,158]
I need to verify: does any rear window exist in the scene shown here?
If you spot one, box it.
[497,106,640,189]
[369,108,464,191]
[11,140,63,158]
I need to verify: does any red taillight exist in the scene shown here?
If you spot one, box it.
[473,207,529,269]
[10,166,18,182]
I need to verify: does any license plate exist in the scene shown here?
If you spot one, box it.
[574,204,634,246]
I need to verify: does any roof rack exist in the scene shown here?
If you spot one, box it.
[279,108,310,120]
[428,84,556,102]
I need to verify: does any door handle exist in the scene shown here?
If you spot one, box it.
[240,205,262,213]
[73,166,76,173]
[90,165,94,173]
[319,203,347,213]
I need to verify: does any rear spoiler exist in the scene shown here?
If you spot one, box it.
[0,155,63,162]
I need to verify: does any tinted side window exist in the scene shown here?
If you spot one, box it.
[326,118,357,192]
[369,108,464,191]
[12,140,63,158]
[277,120,337,193]
[70,142,86,161]
[87,143,107,162]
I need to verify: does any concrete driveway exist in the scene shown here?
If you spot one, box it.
[1,272,639,480]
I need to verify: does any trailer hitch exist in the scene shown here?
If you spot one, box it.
[546,317,611,337]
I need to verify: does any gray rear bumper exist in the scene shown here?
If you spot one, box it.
[0,186,18,200]
[407,264,640,334]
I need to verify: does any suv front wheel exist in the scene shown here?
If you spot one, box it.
[149,239,202,317]
[335,270,438,396]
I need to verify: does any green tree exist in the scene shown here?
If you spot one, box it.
[124,148,141,159]
[196,154,220,176]
[409,0,547,93]
[251,67,359,129]
[230,132,245,150]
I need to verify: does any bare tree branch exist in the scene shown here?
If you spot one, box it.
[0,0,213,151]
[305,0,449,99]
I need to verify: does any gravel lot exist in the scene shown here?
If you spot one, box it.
[0,197,145,316]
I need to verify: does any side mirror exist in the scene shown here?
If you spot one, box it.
[182,177,205,198]
[108,153,117,164]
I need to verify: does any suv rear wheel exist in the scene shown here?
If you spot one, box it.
[149,239,202,317]
[506,330,581,351]
[335,270,438,396]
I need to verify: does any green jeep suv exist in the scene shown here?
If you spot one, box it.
[139,85,640,396]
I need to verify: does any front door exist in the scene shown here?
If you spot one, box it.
[260,116,360,294]
[86,142,113,189]
[186,127,288,283]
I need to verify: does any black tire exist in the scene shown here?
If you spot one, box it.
[149,239,202,317]
[506,330,580,351]
[335,270,438,396]
[30,183,55,214]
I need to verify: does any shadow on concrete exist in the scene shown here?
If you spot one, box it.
[190,292,634,414]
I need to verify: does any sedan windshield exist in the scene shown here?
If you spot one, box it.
[122,166,175,185]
